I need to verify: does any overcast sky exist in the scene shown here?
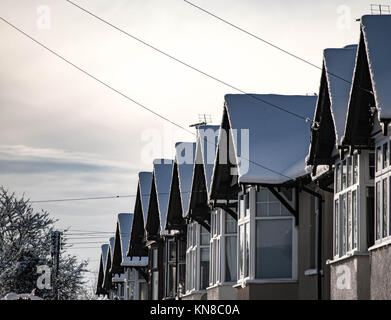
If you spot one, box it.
[0,0,372,289]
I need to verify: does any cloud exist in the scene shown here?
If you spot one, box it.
[0,144,137,174]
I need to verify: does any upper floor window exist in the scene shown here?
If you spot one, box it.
[375,138,391,243]
[237,187,297,283]
[210,208,237,286]
[185,222,210,293]
[255,188,295,280]
[333,151,374,258]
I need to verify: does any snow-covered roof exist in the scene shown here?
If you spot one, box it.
[196,125,220,194]
[101,243,109,272]
[108,236,115,264]
[175,142,196,218]
[360,15,391,120]
[116,213,148,267]
[224,94,317,184]
[138,172,153,226]
[152,159,174,234]
[324,46,357,145]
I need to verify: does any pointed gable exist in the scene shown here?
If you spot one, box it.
[112,213,148,274]
[146,159,174,238]
[188,125,219,224]
[343,15,391,147]
[103,237,115,292]
[307,45,357,168]
[166,142,196,230]
[96,244,109,295]
[128,172,152,258]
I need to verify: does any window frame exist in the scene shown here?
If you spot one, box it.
[374,136,391,245]
[237,187,298,286]
[185,221,210,294]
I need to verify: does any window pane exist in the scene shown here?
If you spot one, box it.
[353,154,358,184]
[336,164,341,193]
[153,248,158,268]
[200,248,209,289]
[139,282,148,300]
[256,202,268,217]
[334,199,339,256]
[369,153,375,179]
[225,236,237,282]
[342,160,347,190]
[347,192,352,252]
[217,210,221,235]
[347,157,352,187]
[200,226,210,245]
[193,224,197,246]
[383,179,388,238]
[239,225,244,278]
[376,181,381,240]
[225,212,237,234]
[384,143,389,168]
[152,271,159,300]
[245,194,249,217]
[269,202,281,216]
[352,190,357,249]
[256,219,292,279]
[376,146,381,172]
[239,196,244,219]
[245,223,250,278]
[257,188,268,202]
[169,240,176,262]
[342,193,347,255]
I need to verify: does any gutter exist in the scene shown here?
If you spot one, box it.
[301,186,323,301]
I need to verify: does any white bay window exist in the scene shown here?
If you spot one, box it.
[333,151,374,258]
[374,138,391,243]
[209,208,237,286]
[237,187,297,284]
[185,222,210,293]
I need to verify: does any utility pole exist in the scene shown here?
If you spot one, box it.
[50,230,62,300]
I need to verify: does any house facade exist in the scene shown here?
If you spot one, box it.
[210,93,332,299]
[339,15,391,300]
[145,159,174,300]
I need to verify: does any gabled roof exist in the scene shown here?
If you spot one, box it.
[307,45,357,167]
[197,125,220,194]
[188,125,219,222]
[139,172,153,225]
[166,142,196,229]
[103,237,115,291]
[146,159,174,238]
[361,15,391,120]
[343,15,391,147]
[176,142,196,217]
[211,94,316,196]
[128,172,152,258]
[112,214,148,273]
[96,244,109,295]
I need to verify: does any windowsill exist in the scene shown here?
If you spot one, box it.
[233,278,298,288]
[369,237,391,251]
[304,269,323,276]
[326,251,369,265]
[182,289,207,298]
[206,282,237,290]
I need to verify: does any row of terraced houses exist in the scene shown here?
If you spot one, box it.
[95,15,391,300]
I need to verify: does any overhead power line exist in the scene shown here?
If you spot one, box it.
[183,0,373,95]
[0,16,294,183]
[64,0,313,123]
